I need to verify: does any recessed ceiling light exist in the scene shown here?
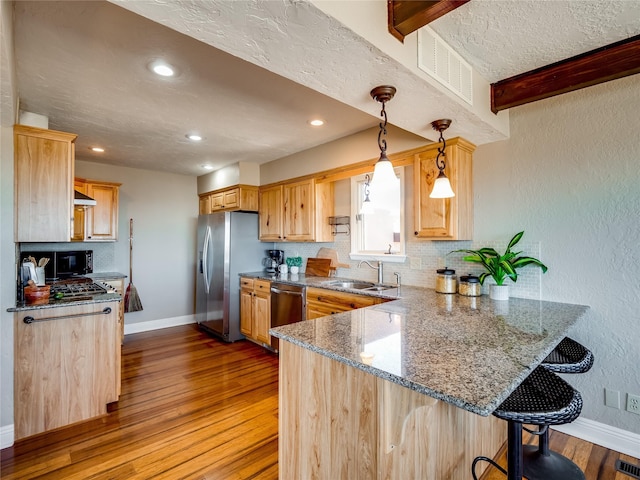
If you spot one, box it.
[90,147,105,153]
[186,134,203,141]
[309,119,324,126]
[149,60,176,77]
[201,164,214,170]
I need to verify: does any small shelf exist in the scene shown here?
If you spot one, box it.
[328,216,350,236]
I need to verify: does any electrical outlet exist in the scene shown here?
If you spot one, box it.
[626,394,640,415]
[605,388,620,409]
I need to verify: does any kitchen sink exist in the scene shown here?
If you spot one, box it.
[322,280,375,290]
[362,285,397,292]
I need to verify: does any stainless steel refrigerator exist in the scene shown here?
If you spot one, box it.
[196,211,264,342]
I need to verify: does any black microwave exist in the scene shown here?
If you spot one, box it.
[20,250,93,280]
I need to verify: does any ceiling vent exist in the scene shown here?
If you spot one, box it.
[418,27,473,105]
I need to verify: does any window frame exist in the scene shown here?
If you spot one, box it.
[349,168,407,264]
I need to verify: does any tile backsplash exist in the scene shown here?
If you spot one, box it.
[272,234,544,300]
[19,242,117,272]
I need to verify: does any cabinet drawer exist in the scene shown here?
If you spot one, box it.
[307,287,379,310]
[254,279,271,292]
[240,277,255,290]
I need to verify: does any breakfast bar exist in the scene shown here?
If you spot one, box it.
[270,287,589,479]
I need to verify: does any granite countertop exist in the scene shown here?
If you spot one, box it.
[9,293,121,312]
[256,271,590,417]
[8,272,126,312]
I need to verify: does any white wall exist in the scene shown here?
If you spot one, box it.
[74,160,198,325]
[473,75,640,433]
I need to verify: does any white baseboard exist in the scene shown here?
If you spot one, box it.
[1,423,14,449]
[553,417,640,458]
[124,314,196,336]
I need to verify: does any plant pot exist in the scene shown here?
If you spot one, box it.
[490,284,509,301]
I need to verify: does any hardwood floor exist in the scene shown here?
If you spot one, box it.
[1,323,637,479]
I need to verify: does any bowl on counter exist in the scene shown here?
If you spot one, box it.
[24,285,51,304]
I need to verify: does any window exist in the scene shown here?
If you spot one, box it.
[350,168,406,262]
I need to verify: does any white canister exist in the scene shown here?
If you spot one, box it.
[35,267,46,286]
[278,264,288,275]
[290,266,299,274]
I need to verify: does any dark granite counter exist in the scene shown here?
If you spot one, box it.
[253,271,590,416]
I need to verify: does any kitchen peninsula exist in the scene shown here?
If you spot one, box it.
[270,283,589,479]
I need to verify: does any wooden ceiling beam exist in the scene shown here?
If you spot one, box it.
[388,0,470,42]
[491,34,640,113]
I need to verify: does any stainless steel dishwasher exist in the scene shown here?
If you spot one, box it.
[270,282,306,351]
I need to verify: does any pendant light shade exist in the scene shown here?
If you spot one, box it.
[430,170,455,198]
[429,119,455,199]
[370,86,398,190]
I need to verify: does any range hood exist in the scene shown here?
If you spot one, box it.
[74,190,97,206]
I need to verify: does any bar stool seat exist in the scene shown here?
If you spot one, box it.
[541,337,594,374]
[521,337,593,480]
[472,365,584,480]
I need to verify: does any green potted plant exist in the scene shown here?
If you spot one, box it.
[450,231,548,300]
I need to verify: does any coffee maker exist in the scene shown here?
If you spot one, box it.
[264,249,284,273]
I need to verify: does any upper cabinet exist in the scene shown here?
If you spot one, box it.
[198,185,258,215]
[73,179,121,242]
[413,137,475,240]
[259,179,334,242]
[14,125,77,242]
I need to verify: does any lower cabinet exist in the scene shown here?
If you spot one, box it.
[13,301,121,440]
[101,277,126,345]
[240,277,271,345]
[306,287,387,320]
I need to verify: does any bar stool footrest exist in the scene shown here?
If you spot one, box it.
[523,445,586,480]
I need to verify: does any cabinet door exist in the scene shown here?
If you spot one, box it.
[283,180,314,241]
[253,291,271,344]
[210,192,224,211]
[259,185,283,241]
[14,301,119,440]
[223,188,239,209]
[414,139,474,240]
[199,194,212,215]
[14,126,76,242]
[86,183,119,241]
[240,288,254,337]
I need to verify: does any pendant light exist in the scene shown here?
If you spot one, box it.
[360,174,375,215]
[370,86,399,190]
[429,119,455,198]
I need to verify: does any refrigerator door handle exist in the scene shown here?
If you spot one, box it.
[202,225,212,294]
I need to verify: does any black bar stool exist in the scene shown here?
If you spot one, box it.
[522,337,593,480]
[471,365,584,480]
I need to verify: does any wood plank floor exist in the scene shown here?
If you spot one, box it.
[1,323,637,479]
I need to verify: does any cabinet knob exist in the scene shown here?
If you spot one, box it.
[350,303,355,308]
[414,231,418,235]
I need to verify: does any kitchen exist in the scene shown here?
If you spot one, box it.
[2,0,640,478]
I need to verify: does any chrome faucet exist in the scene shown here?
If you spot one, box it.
[358,260,383,284]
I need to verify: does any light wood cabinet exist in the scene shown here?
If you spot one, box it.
[14,125,77,242]
[240,277,271,346]
[102,277,126,346]
[73,179,120,241]
[14,301,121,440]
[259,179,334,242]
[414,137,475,240]
[258,185,284,241]
[306,287,385,320]
[198,185,258,215]
[279,341,506,479]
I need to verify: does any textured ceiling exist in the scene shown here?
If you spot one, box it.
[430,0,640,83]
[10,0,640,177]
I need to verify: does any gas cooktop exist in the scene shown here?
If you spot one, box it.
[49,278,115,298]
